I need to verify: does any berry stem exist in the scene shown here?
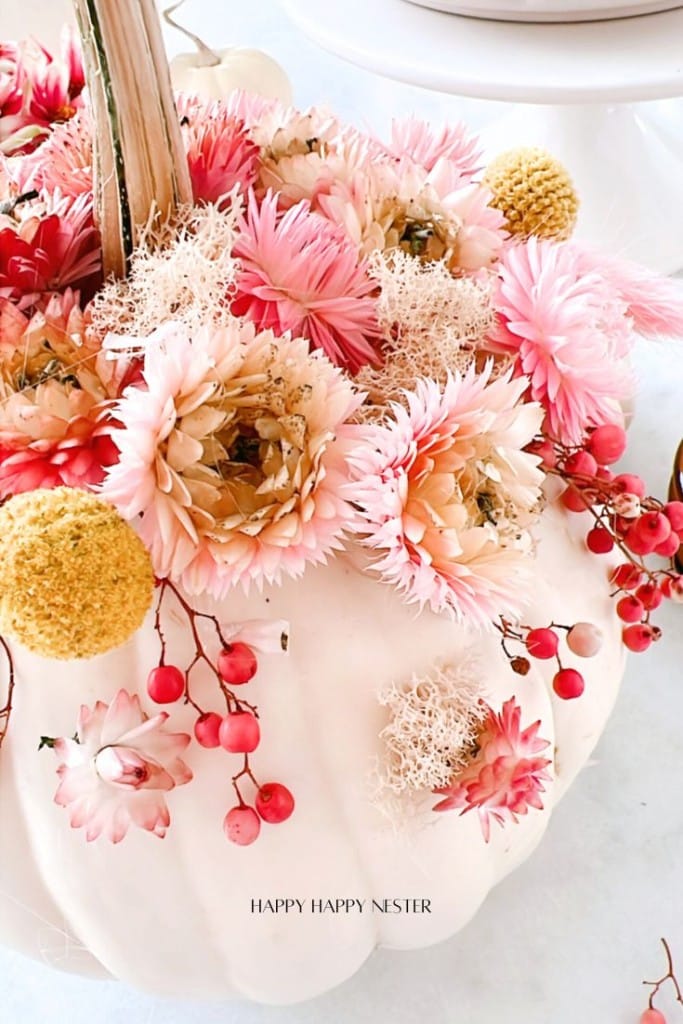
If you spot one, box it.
[643,938,683,1010]
[231,756,261,806]
[0,634,15,752]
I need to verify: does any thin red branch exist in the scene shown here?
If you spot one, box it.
[643,937,683,1010]
[0,634,16,751]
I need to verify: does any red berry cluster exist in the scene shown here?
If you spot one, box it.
[150,579,294,847]
[641,938,683,1023]
[497,618,603,700]
[532,424,683,655]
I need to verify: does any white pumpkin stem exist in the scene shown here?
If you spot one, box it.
[163,0,221,67]
[73,0,193,278]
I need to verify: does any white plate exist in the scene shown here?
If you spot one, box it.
[404,0,683,22]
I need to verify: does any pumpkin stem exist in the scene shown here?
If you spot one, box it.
[162,0,222,67]
[72,0,193,278]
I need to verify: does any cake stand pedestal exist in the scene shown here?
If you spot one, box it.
[282,0,683,272]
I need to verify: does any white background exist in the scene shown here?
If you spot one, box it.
[2,2,683,1022]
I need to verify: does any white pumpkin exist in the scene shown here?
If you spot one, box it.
[169,47,293,105]
[0,500,623,1004]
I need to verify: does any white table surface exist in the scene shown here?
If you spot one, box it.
[2,3,683,1023]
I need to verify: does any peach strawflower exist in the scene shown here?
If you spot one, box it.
[0,291,118,497]
[433,696,552,841]
[232,190,381,373]
[490,237,634,444]
[102,319,362,595]
[348,364,544,624]
[53,689,192,843]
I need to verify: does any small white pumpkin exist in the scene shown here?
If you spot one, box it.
[0,501,624,1003]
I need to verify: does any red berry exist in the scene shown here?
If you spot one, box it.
[587,424,627,465]
[147,665,185,704]
[596,467,615,483]
[616,595,645,623]
[219,711,261,753]
[553,668,585,700]
[612,473,646,498]
[586,526,614,554]
[565,450,598,477]
[527,439,556,469]
[610,564,643,590]
[655,531,681,558]
[194,712,222,748]
[255,782,295,824]
[660,575,683,603]
[525,627,559,660]
[624,524,657,556]
[224,805,261,845]
[635,582,663,611]
[664,500,683,532]
[561,485,588,513]
[622,623,659,653]
[634,511,672,548]
[566,622,603,658]
[640,1010,667,1024]
[218,643,258,685]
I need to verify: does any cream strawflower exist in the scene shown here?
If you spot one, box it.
[348,365,544,624]
[102,320,362,594]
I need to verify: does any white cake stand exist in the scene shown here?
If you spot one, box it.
[282,0,683,272]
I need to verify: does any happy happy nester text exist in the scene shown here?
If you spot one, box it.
[251,899,431,914]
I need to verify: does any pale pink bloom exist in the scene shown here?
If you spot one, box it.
[224,89,282,131]
[433,697,552,841]
[383,116,483,180]
[574,246,683,340]
[177,94,260,207]
[490,237,634,445]
[0,291,117,497]
[102,320,362,595]
[53,689,192,843]
[348,365,544,624]
[232,190,380,373]
[17,110,92,197]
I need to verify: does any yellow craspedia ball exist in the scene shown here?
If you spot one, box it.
[0,487,154,660]
[484,147,579,241]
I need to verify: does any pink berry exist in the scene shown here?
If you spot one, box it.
[565,450,598,477]
[255,782,295,824]
[224,805,261,846]
[596,467,615,483]
[612,473,646,498]
[640,1008,667,1024]
[634,511,672,548]
[194,712,222,748]
[217,643,258,685]
[525,627,560,660]
[655,531,681,558]
[610,563,643,590]
[616,595,645,623]
[664,500,683,533]
[553,668,585,700]
[586,526,614,554]
[622,623,659,653]
[624,524,657,556]
[561,485,588,513]
[147,665,185,704]
[566,622,603,658]
[219,711,261,753]
[527,439,556,469]
[587,423,627,465]
[635,582,663,611]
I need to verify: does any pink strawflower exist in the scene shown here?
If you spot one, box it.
[0,292,118,498]
[232,190,380,373]
[17,110,92,197]
[348,365,544,624]
[0,191,101,310]
[178,95,260,207]
[433,697,552,841]
[490,237,634,444]
[53,689,192,843]
[383,116,482,181]
[574,246,683,339]
[102,319,362,595]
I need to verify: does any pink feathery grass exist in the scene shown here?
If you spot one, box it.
[434,697,552,841]
[232,190,381,373]
[490,237,634,445]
